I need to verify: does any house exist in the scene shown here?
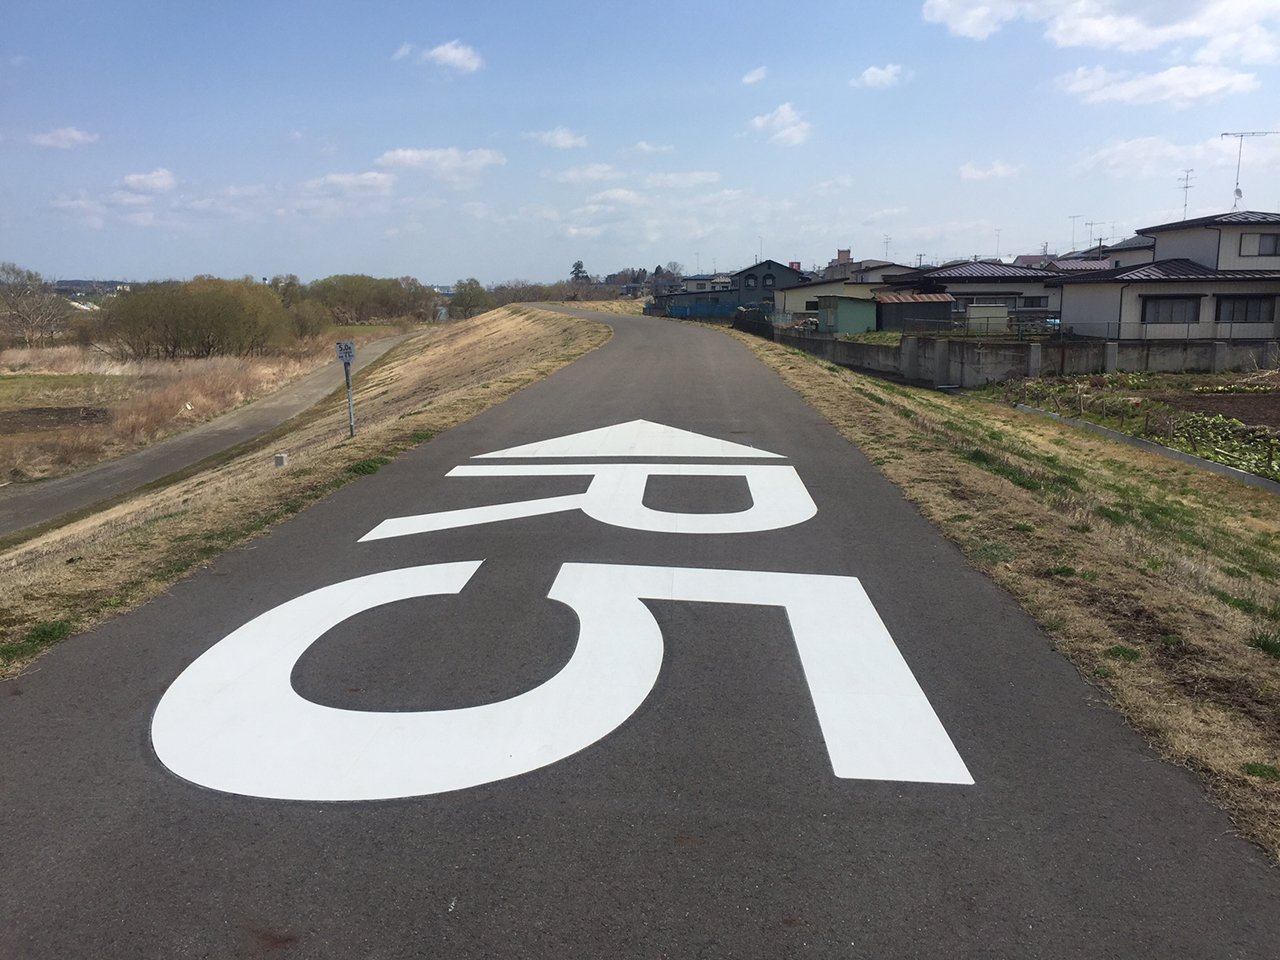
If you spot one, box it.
[1099,235,1155,269]
[883,260,1061,327]
[774,279,878,334]
[822,250,916,283]
[656,259,809,317]
[1051,212,1280,339]
[681,273,732,293]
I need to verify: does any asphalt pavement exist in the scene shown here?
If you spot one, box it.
[2,308,1279,958]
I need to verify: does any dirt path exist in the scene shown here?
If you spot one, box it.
[0,333,413,539]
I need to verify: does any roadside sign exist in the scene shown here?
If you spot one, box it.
[336,341,355,364]
[336,342,356,437]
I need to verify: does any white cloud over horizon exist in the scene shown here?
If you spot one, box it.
[851,64,905,88]
[548,163,623,183]
[750,103,812,146]
[741,66,767,84]
[375,147,505,187]
[528,126,588,149]
[1058,64,1259,107]
[421,40,482,73]
[30,126,99,148]
[643,171,721,188]
[959,159,1019,179]
[123,168,176,193]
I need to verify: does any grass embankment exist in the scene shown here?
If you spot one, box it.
[727,329,1280,861]
[549,299,645,315]
[0,305,610,678]
[0,324,406,482]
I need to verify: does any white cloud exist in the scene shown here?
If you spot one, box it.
[421,40,482,73]
[631,140,674,154]
[29,126,98,148]
[851,64,904,88]
[53,195,106,228]
[922,1,1280,64]
[587,188,646,205]
[122,210,156,227]
[643,171,721,188]
[549,163,623,183]
[392,42,413,61]
[959,160,1019,179]
[122,168,176,193]
[304,172,397,195]
[528,126,588,149]
[1058,63,1258,107]
[104,190,154,207]
[742,66,768,84]
[1076,133,1280,179]
[814,175,854,194]
[750,103,812,146]
[375,147,506,187]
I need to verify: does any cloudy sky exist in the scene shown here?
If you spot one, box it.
[4,0,1280,283]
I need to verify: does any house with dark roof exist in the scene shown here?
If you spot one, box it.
[655,259,809,317]
[883,260,1062,327]
[1050,212,1280,339]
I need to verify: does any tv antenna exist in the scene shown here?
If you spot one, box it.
[1221,132,1279,210]
[1068,214,1083,251]
[1178,168,1195,219]
[883,234,891,259]
[1084,220,1103,252]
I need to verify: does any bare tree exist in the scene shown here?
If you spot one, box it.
[0,263,70,347]
[664,261,685,279]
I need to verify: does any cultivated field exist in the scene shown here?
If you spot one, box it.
[0,305,610,677]
[725,325,1280,862]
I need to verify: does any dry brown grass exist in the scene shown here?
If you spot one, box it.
[724,328,1280,861]
[0,330,403,481]
[0,305,610,677]
[550,299,646,315]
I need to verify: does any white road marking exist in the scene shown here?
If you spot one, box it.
[473,419,782,459]
[359,463,817,540]
[151,562,970,802]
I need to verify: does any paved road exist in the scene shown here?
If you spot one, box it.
[0,333,413,539]
[3,309,1279,958]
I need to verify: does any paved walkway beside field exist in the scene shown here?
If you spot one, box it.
[0,334,414,539]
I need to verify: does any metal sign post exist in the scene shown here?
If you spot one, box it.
[336,341,356,437]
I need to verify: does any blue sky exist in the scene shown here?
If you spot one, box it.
[4,0,1280,283]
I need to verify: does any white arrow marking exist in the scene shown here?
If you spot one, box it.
[474,419,782,459]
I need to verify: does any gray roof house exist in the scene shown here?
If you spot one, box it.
[1050,212,1280,339]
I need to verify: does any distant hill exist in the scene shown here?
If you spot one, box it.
[52,280,131,296]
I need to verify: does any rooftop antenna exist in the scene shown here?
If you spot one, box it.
[1221,132,1279,210]
[995,228,1001,259]
[883,234,891,259]
[1068,215,1083,251]
[1179,168,1195,219]
[695,253,700,273]
[757,236,763,263]
[1085,220,1102,252]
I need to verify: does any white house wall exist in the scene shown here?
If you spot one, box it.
[1218,227,1280,271]
[1066,280,1279,339]
[1150,230,1221,268]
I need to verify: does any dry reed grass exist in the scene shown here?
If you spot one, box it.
[723,328,1280,862]
[551,299,646,315]
[0,305,609,680]
[0,330,405,481]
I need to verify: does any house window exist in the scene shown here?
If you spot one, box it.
[763,274,775,287]
[1142,297,1201,324]
[1216,296,1276,324]
[805,300,819,311]
[1021,296,1048,308]
[696,282,707,290]
[744,274,758,289]
[1240,233,1280,256]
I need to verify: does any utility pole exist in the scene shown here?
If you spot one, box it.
[995,229,1001,259]
[757,236,763,263]
[1221,132,1279,210]
[1069,215,1083,251]
[1179,168,1195,219]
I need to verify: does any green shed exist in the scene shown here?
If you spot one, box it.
[816,295,877,335]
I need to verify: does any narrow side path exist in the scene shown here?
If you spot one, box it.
[0,333,414,539]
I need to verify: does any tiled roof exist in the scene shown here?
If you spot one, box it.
[1053,258,1280,283]
[875,292,956,303]
[1139,211,1280,234]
